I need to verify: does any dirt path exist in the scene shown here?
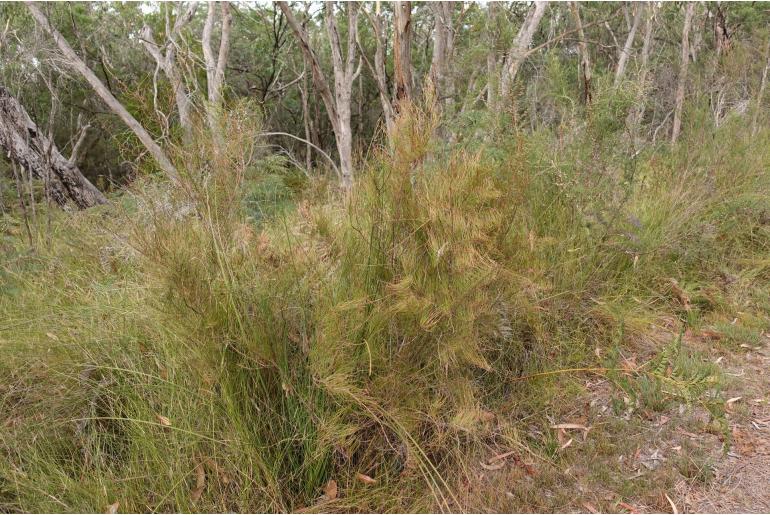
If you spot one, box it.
[680,343,770,513]
[461,329,770,514]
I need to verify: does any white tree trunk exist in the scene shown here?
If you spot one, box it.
[364,2,396,134]
[672,2,695,144]
[26,2,179,182]
[278,1,358,189]
[499,1,548,101]
[629,2,656,138]
[752,39,770,136]
[202,1,232,134]
[140,2,198,143]
[614,3,643,87]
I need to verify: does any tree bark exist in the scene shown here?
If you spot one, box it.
[570,2,592,104]
[629,2,655,138]
[486,1,499,107]
[614,2,642,87]
[140,2,198,143]
[429,2,454,110]
[202,1,232,133]
[0,86,106,209]
[751,39,770,136]
[393,1,413,105]
[362,2,396,134]
[278,1,358,189]
[25,2,179,182]
[499,1,548,102]
[671,2,695,145]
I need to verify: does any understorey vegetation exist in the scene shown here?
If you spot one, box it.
[1,2,770,513]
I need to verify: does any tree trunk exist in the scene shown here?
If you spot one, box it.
[629,2,655,139]
[324,1,359,189]
[393,1,413,105]
[499,1,548,102]
[671,2,695,145]
[486,1,498,107]
[140,2,197,143]
[278,1,359,189]
[614,2,642,86]
[26,2,179,182]
[429,2,454,111]
[364,2,396,134]
[751,39,770,136]
[0,86,106,209]
[202,1,232,134]
[570,2,592,104]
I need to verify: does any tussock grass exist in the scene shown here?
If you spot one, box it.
[2,94,770,512]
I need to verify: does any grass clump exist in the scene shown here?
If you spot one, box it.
[2,98,770,512]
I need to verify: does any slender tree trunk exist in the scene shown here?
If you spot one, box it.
[278,1,359,189]
[140,2,197,144]
[429,1,454,111]
[629,2,655,139]
[570,2,592,104]
[393,1,413,105]
[25,2,179,181]
[671,2,695,144]
[364,2,396,134]
[325,1,359,189]
[614,2,642,86]
[752,39,770,136]
[0,86,106,208]
[202,1,232,135]
[299,60,313,171]
[499,1,548,102]
[714,4,729,57]
[486,1,498,107]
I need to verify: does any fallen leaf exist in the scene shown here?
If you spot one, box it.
[480,460,506,471]
[551,423,588,430]
[488,450,517,463]
[726,396,742,405]
[560,438,574,450]
[190,462,206,502]
[619,501,639,513]
[46,332,59,341]
[356,473,376,485]
[323,479,338,500]
[665,493,679,514]
[105,501,119,514]
[582,501,599,513]
[156,414,171,427]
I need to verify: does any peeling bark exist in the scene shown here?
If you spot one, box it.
[0,86,106,209]
[393,1,413,105]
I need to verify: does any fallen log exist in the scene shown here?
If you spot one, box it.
[0,86,106,209]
